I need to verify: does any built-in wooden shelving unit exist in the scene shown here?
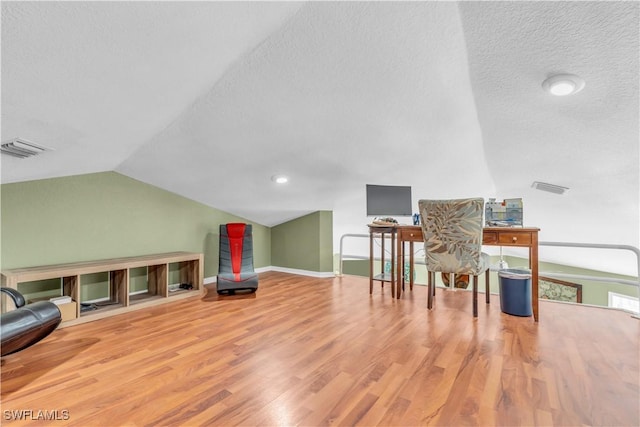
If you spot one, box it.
[1,252,203,328]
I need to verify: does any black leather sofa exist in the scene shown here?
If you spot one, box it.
[1,287,62,357]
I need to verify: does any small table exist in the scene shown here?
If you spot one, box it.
[396,225,541,321]
[368,224,397,298]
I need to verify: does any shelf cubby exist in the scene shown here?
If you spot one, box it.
[1,252,203,328]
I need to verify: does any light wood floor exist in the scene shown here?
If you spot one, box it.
[1,271,638,426]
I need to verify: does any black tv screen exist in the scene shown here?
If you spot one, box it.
[366,184,412,217]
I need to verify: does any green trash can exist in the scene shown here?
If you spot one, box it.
[498,269,532,316]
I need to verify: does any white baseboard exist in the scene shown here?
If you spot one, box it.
[204,266,334,284]
[267,266,335,278]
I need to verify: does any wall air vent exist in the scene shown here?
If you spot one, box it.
[1,138,51,158]
[531,181,569,195]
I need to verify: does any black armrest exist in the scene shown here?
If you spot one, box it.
[1,300,61,357]
[1,288,62,357]
[1,287,26,308]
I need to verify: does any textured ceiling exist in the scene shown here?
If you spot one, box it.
[2,1,638,275]
[1,1,303,179]
[459,1,639,273]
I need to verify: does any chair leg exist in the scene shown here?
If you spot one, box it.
[485,269,490,304]
[473,275,478,317]
[427,271,434,309]
[433,273,436,297]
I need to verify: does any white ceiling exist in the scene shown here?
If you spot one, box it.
[2,1,638,275]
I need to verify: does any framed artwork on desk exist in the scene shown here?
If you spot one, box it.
[539,276,583,303]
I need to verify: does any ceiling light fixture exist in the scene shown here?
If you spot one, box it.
[542,74,585,96]
[1,138,52,159]
[531,181,569,195]
[271,175,289,184]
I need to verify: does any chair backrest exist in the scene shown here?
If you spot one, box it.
[418,198,485,275]
[219,223,254,275]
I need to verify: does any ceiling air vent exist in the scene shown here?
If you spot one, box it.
[531,181,569,195]
[1,138,51,158]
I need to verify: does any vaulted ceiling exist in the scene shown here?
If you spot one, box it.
[2,1,638,275]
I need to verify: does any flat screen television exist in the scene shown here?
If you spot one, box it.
[366,184,412,217]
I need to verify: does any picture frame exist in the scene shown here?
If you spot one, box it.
[539,276,583,303]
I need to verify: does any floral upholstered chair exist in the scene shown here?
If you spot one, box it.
[418,198,491,317]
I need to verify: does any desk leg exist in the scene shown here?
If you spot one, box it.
[409,241,414,291]
[401,240,405,293]
[391,231,396,299]
[396,236,403,299]
[531,236,539,322]
[396,239,404,298]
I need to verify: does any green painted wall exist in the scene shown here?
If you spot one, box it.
[341,259,370,277]
[0,171,271,280]
[318,210,333,272]
[271,211,333,272]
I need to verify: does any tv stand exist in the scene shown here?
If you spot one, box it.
[367,224,397,297]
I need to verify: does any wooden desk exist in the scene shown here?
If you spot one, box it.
[368,225,397,298]
[396,225,541,321]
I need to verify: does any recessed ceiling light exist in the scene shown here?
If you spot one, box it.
[271,175,289,184]
[542,74,585,96]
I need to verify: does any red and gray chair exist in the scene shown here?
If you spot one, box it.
[216,223,259,294]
